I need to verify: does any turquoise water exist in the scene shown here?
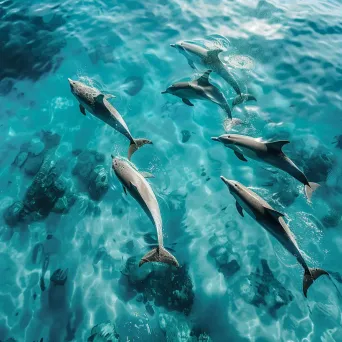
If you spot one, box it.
[1,0,342,340]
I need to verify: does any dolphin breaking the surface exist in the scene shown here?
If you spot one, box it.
[170,41,256,106]
[112,156,179,268]
[162,70,241,123]
[220,177,328,297]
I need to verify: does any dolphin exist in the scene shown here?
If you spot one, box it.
[220,177,328,297]
[212,134,320,202]
[170,41,256,106]
[162,70,242,124]
[112,156,179,267]
[68,79,152,160]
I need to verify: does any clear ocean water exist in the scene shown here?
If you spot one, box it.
[1,0,342,341]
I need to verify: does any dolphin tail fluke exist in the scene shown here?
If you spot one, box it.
[139,246,179,267]
[304,182,320,202]
[232,94,257,107]
[127,138,153,160]
[303,267,328,297]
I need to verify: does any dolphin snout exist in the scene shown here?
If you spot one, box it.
[220,176,233,188]
[161,90,168,94]
[170,44,176,48]
[68,78,75,91]
[211,137,219,141]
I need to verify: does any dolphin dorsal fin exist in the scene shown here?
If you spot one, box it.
[195,70,212,86]
[207,48,223,59]
[264,207,285,220]
[95,94,105,103]
[265,140,290,152]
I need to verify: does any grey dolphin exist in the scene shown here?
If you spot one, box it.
[68,79,152,160]
[162,70,240,123]
[212,134,320,202]
[112,156,179,267]
[220,176,328,297]
[170,41,256,106]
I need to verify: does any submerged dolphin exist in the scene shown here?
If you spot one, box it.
[220,177,328,297]
[162,70,241,123]
[68,79,152,160]
[112,157,179,267]
[170,41,256,105]
[212,134,320,202]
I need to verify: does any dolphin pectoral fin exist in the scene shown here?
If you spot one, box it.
[303,268,328,297]
[182,98,194,106]
[123,186,127,195]
[187,59,197,70]
[304,182,320,203]
[195,70,213,86]
[140,171,154,179]
[236,202,244,217]
[265,140,290,153]
[264,207,285,220]
[234,151,248,162]
[95,94,105,103]
[79,104,86,115]
[139,246,179,267]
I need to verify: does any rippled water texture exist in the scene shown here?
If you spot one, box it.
[1,0,342,341]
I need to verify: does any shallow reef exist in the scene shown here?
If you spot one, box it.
[72,150,109,201]
[241,259,294,317]
[0,1,66,94]
[120,257,195,316]
[4,133,106,227]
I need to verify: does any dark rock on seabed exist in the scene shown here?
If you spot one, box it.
[72,150,109,201]
[0,1,66,94]
[246,259,294,317]
[121,257,195,315]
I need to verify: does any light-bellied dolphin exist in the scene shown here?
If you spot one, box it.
[162,70,242,125]
[170,41,256,106]
[68,79,152,160]
[220,177,328,297]
[112,156,179,267]
[212,134,320,202]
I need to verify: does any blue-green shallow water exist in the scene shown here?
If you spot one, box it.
[1,0,342,340]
